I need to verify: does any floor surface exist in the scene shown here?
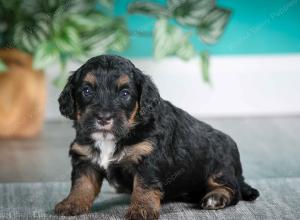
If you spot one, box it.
[0,117,299,183]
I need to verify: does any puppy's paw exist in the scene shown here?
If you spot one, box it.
[125,205,159,220]
[54,198,91,216]
[200,191,229,210]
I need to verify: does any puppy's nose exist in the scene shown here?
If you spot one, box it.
[96,112,113,126]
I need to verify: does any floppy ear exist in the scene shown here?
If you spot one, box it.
[134,68,161,120]
[58,73,76,120]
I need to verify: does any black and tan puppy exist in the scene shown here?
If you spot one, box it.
[55,55,259,219]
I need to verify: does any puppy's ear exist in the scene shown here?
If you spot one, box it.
[58,73,76,120]
[134,68,161,120]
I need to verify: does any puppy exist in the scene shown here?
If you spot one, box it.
[54,55,259,219]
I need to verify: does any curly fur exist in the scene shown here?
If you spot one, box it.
[55,55,259,219]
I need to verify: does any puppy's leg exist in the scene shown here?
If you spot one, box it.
[55,164,103,216]
[201,171,240,210]
[125,175,162,220]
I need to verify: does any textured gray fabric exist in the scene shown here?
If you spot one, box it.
[0,178,299,220]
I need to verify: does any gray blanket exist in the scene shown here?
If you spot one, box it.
[1,178,299,220]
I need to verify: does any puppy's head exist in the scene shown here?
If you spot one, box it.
[58,55,160,141]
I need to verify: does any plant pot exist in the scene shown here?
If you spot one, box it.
[0,49,46,138]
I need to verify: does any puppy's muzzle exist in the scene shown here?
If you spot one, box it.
[96,112,113,125]
[95,112,114,131]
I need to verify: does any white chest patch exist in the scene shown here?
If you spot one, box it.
[92,133,116,169]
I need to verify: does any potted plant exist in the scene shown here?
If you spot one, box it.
[0,0,230,138]
[128,0,231,82]
[0,0,129,138]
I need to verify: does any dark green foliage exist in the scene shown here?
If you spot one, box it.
[0,0,129,83]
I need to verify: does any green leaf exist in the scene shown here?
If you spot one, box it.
[109,19,129,52]
[65,0,103,14]
[176,34,196,60]
[13,15,51,53]
[200,51,210,83]
[53,72,69,89]
[110,30,129,52]
[154,19,195,60]
[54,26,82,55]
[80,17,129,57]
[197,7,231,44]
[168,0,214,26]
[34,20,50,42]
[13,23,37,53]
[84,31,117,57]
[69,13,113,32]
[128,2,168,17]
[0,59,7,73]
[98,0,114,9]
[33,41,59,70]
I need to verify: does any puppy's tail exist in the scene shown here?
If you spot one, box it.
[239,179,260,201]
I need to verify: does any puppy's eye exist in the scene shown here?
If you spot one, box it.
[119,89,130,99]
[82,87,93,97]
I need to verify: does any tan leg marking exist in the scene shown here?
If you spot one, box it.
[125,175,161,220]
[55,173,102,216]
[201,174,234,210]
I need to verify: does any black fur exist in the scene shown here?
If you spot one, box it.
[56,55,259,218]
[58,73,76,120]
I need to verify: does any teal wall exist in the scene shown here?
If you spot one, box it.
[115,0,300,57]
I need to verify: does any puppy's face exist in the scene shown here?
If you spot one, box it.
[58,55,160,141]
[76,70,138,140]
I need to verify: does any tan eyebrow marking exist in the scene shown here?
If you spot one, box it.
[83,73,96,85]
[116,74,129,88]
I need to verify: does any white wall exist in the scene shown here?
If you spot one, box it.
[45,54,300,120]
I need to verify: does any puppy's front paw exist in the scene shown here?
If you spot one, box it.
[125,205,159,220]
[54,197,91,216]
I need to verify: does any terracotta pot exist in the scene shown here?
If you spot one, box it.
[0,49,46,138]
